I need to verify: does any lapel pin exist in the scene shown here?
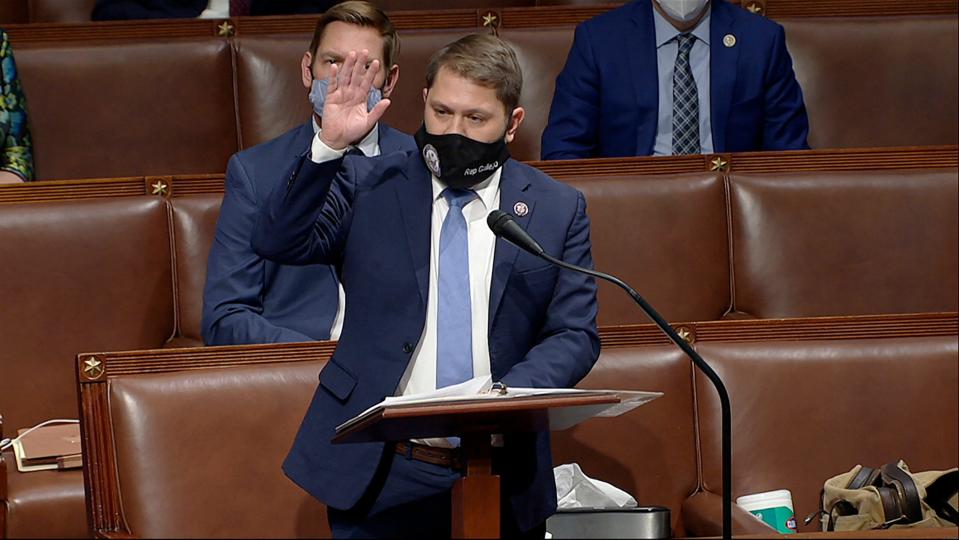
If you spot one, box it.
[723,34,737,48]
[513,201,529,217]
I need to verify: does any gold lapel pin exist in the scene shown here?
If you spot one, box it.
[723,34,737,48]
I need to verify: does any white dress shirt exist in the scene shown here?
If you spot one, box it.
[310,122,382,340]
[395,171,501,397]
[198,0,229,18]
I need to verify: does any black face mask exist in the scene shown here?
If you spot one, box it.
[414,124,511,189]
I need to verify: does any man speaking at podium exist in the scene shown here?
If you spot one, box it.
[253,34,599,538]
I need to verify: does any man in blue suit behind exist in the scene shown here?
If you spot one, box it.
[541,0,809,159]
[202,1,415,346]
[253,34,600,538]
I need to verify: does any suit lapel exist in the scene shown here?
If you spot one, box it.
[393,156,433,306]
[709,1,739,153]
[377,123,404,154]
[488,160,535,331]
[291,121,316,157]
[628,1,660,156]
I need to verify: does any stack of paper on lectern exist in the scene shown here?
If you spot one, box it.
[335,375,662,434]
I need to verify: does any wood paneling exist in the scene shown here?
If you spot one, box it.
[2,145,953,205]
[7,1,956,44]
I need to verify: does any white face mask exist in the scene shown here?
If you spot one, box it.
[656,0,709,23]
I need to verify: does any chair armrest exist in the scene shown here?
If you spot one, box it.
[681,490,779,537]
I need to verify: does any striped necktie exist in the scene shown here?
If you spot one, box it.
[672,33,701,155]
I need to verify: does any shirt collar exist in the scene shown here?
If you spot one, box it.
[653,5,711,49]
[312,117,380,157]
[430,166,502,216]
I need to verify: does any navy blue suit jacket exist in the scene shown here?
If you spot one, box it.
[540,0,809,159]
[252,152,600,531]
[202,122,414,345]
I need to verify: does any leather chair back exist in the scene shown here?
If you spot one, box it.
[551,345,698,537]
[782,16,959,149]
[107,360,330,537]
[170,194,223,346]
[0,197,175,430]
[693,336,959,532]
[567,172,731,324]
[16,38,238,180]
[235,34,313,150]
[502,27,575,161]
[28,0,95,22]
[728,169,959,318]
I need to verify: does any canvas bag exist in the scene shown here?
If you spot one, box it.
[812,460,958,531]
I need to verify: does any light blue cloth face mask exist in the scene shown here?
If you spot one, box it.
[309,78,383,117]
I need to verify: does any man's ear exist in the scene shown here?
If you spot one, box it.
[504,107,525,143]
[382,64,400,98]
[301,52,314,90]
[422,87,428,103]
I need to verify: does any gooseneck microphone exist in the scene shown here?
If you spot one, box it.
[488,209,734,540]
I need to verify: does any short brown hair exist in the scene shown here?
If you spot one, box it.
[308,1,400,68]
[425,33,523,113]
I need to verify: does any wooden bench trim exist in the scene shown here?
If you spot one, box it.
[7,2,957,44]
[1,146,955,206]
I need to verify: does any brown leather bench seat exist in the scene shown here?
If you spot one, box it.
[74,315,958,538]
[14,38,238,180]
[0,197,176,538]
[1,156,956,537]
[6,7,958,178]
[686,334,959,535]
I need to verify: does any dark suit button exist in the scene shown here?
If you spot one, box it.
[402,342,414,354]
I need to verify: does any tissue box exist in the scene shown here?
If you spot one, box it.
[546,507,670,539]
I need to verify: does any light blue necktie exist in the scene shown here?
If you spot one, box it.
[436,188,477,389]
[672,33,701,155]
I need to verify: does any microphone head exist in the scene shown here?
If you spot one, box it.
[487,209,512,235]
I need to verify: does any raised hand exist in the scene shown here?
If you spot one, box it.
[318,49,392,151]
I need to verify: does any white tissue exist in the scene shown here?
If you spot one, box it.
[554,463,638,509]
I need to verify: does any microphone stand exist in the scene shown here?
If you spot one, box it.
[538,251,734,540]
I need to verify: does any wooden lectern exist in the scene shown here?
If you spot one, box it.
[332,390,657,539]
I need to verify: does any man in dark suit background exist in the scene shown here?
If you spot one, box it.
[253,33,600,538]
[541,0,810,159]
[202,1,415,346]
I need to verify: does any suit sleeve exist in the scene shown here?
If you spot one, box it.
[540,24,603,160]
[500,192,601,388]
[761,25,810,150]
[201,155,316,345]
[252,153,354,266]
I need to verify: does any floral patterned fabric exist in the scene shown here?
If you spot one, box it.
[0,29,33,181]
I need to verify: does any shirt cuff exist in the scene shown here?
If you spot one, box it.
[310,133,348,164]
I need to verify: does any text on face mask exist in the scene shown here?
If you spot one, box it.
[464,161,500,176]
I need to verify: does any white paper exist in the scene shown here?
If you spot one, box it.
[336,381,662,433]
[555,463,638,509]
